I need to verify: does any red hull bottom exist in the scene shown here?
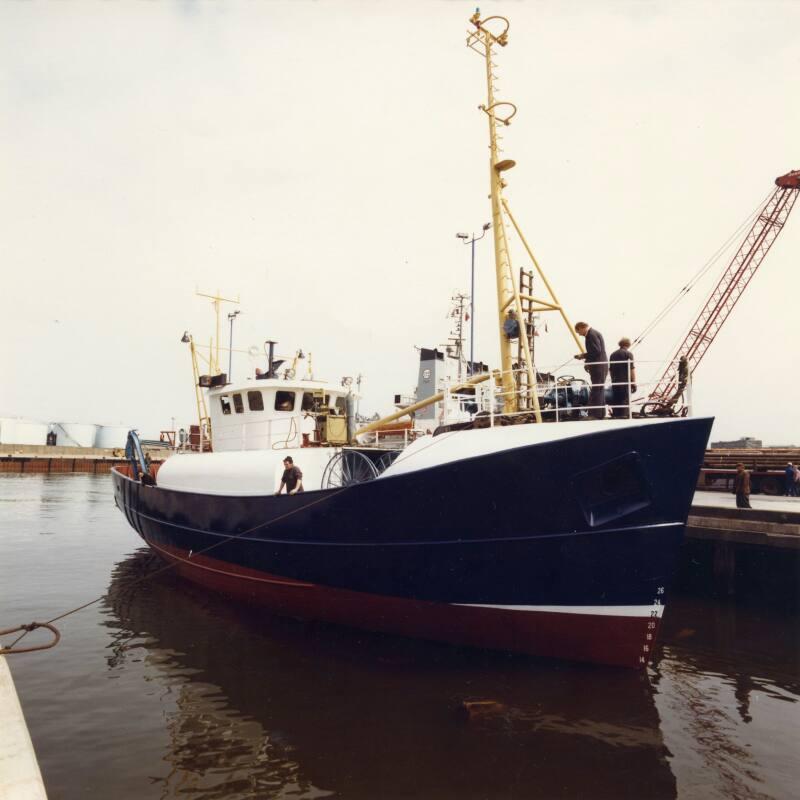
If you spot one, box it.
[148,539,659,669]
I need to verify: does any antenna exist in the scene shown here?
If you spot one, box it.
[440,293,470,383]
[195,288,240,375]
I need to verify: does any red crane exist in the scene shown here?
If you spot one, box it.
[645,169,800,413]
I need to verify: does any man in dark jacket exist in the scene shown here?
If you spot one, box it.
[275,456,304,495]
[609,337,637,418]
[733,463,751,509]
[574,321,608,419]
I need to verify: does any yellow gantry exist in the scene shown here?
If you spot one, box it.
[187,334,212,449]
[186,288,239,448]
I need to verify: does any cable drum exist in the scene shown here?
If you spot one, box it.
[376,450,401,474]
[321,450,380,489]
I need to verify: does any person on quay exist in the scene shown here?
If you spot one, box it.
[574,321,608,420]
[608,337,637,419]
[794,463,800,497]
[733,463,752,509]
[276,456,304,495]
[785,462,797,497]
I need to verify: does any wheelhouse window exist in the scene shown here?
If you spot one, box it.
[302,392,316,412]
[220,395,232,415]
[275,391,296,412]
[233,394,244,414]
[247,391,264,412]
[570,452,652,527]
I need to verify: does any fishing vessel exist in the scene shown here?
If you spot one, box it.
[112,13,712,669]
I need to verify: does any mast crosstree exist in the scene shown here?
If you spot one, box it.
[467,12,582,419]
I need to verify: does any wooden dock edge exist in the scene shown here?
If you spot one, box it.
[0,656,48,799]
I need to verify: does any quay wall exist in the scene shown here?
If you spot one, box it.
[678,505,800,608]
[0,444,171,474]
[0,458,129,475]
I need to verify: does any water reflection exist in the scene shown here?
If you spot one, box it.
[104,550,678,800]
[659,595,799,704]
[653,596,799,800]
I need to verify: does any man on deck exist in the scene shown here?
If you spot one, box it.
[276,456,304,495]
[574,321,608,420]
[609,337,637,418]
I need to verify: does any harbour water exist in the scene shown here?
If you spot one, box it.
[1,473,798,799]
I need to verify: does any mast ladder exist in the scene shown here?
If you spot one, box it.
[515,268,536,407]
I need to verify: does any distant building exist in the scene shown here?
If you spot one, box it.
[710,436,762,449]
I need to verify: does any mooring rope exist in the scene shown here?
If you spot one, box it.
[0,623,61,655]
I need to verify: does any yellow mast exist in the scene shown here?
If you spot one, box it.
[467,13,583,420]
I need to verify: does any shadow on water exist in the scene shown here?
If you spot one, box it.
[102,549,678,800]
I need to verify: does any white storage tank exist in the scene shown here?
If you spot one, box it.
[94,425,130,449]
[0,417,49,446]
[52,422,98,448]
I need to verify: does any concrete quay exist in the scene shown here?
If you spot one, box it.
[682,492,800,604]
[690,491,800,549]
[0,657,48,799]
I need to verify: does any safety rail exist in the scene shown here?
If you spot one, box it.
[436,359,692,428]
[363,426,424,450]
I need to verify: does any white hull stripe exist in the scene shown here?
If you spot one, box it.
[453,603,665,618]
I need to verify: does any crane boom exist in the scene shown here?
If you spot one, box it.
[648,170,800,408]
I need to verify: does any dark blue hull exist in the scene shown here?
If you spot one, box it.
[112,417,712,667]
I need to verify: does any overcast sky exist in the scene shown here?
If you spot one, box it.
[2,0,798,444]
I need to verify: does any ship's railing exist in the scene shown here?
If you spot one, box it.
[362,426,424,450]
[438,359,692,427]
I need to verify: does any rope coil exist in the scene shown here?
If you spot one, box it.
[0,622,61,655]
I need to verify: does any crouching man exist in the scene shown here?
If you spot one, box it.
[275,456,304,495]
